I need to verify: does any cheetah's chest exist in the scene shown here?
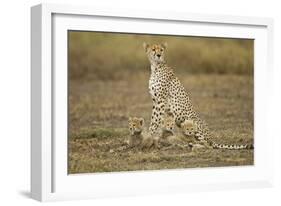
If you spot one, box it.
[148,75,158,97]
[149,74,168,99]
[149,68,169,99]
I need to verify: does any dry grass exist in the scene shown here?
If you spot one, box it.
[68,73,253,174]
[68,31,254,174]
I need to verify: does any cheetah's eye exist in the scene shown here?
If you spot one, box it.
[160,49,163,52]
[152,48,155,51]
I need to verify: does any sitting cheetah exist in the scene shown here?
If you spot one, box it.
[143,42,253,150]
[180,119,200,145]
[160,115,175,139]
[128,117,158,149]
[128,117,144,147]
[180,119,207,151]
[180,119,198,138]
[160,115,192,150]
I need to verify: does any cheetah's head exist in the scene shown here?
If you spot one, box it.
[181,119,198,137]
[143,42,167,64]
[128,117,144,135]
[162,116,175,133]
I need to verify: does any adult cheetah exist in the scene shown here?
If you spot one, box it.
[143,42,253,150]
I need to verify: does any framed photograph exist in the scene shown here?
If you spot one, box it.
[31,3,274,202]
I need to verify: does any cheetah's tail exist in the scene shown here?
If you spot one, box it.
[209,140,254,150]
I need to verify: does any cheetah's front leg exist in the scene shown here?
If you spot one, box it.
[149,101,165,135]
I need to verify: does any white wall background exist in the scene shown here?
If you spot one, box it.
[0,0,280,205]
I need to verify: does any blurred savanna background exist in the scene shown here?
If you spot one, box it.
[68,31,254,174]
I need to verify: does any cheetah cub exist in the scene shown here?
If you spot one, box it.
[161,115,191,149]
[128,117,157,149]
[161,115,176,139]
[128,117,144,147]
[180,119,205,150]
[180,119,198,138]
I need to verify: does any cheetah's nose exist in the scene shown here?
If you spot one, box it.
[157,54,161,58]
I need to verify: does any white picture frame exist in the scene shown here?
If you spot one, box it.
[31,3,274,202]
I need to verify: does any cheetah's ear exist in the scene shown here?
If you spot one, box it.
[128,117,132,122]
[161,42,168,49]
[139,118,144,126]
[143,42,150,52]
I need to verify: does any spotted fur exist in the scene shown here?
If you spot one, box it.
[143,42,253,150]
